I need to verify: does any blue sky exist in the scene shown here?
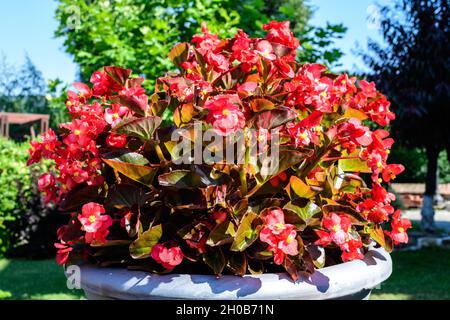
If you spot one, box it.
[0,0,388,85]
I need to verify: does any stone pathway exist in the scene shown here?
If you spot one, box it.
[402,209,450,233]
[399,209,450,250]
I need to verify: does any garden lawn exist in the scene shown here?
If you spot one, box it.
[371,247,450,300]
[0,259,84,300]
[0,248,448,300]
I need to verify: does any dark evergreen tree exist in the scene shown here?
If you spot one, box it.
[363,0,450,230]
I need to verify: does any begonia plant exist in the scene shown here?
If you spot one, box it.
[29,21,411,280]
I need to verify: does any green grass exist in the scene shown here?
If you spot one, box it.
[371,248,450,300]
[0,259,84,300]
[0,248,448,300]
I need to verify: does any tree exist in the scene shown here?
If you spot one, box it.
[362,0,450,231]
[54,0,346,88]
[0,54,47,115]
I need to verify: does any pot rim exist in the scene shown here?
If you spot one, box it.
[72,246,392,300]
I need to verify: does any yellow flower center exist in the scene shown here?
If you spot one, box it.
[187,68,192,74]
[88,215,96,223]
[274,223,285,231]
[299,132,308,140]
[286,234,294,244]
[222,109,231,116]
[332,225,341,232]
[74,129,81,136]
[73,172,79,177]
[113,113,119,119]
[398,227,404,233]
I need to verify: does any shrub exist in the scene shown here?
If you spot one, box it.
[0,138,31,254]
[30,21,410,280]
[0,138,65,258]
[388,144,450,183]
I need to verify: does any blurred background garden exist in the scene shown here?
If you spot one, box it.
[0,0,448,300]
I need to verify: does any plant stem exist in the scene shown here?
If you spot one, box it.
[322,155,359,161]
[154,143,167,163]
[239,168,248,196]
[211,64,242,86]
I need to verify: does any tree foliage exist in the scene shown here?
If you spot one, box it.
[362,0,450,152]
[0,55,47,115]
[55,0,346,88]
[363,0,449,229]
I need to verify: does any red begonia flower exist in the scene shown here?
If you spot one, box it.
[151,244,184,270]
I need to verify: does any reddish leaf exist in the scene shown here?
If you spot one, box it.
[370,225,393,253]
[252,106,298,130]
[203,248,226,275]
[102,150,158,187]
[104,66,131,86]
[113,116,162,141]
[250,98,275,112]
[115,94,148,116]
[168,42,190,68]
[59,185,105,212]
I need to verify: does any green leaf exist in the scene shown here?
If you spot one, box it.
[230,211,260,252]
[207,221,236,246]
[203,248,226,275]
[102,150,158,187]
[283,200,321,226]
[129,224,163,259]
[113,116,162,141]
[339,157,370,173]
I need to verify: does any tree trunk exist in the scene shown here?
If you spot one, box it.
[421,146,440,231]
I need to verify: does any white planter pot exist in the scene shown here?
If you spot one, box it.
[72,246,391,300]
